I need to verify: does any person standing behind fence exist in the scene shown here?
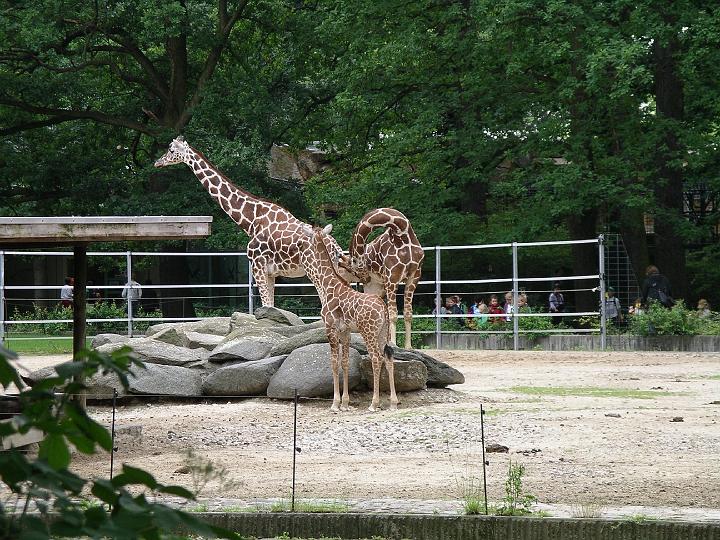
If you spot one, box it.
[488,294,504,324]
[60,277,74,309]
[604,287,623,325]
[548,283,565,325]
[641,265,674,308]
[122,279,143,317]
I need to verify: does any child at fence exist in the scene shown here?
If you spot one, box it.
[603,287,623,325]
[488,295,505,324]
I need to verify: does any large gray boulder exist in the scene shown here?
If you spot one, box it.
[208,339,275,362]
[351,341,465,387]
[145,317,231,338]
[270,319,325,337]
[268,327,329,357]
[229,311,264,332]
[126,363,203,396]
[83,363,202,398]
[91,333,131,348]
[267,343,361,399]
[359,358,428,392]
[203,355,287,396]
[219,326,285,346]
[184,331,224,350]
[95,339,206,367]
[151,326,186,347]
[254,306,305,326]
[391,348,465,387]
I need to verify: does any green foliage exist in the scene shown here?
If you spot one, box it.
[9,302,163,336]
[0,346,241,539]
[627,301,720,336]
[495,461,537,517]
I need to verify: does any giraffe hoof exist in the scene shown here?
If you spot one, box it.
[330,404,340,413]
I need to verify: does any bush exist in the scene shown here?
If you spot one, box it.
[627,300,720,336]
[9,302,163,336]
[0,345,241,539]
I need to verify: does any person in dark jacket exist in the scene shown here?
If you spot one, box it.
[641,265,674,308]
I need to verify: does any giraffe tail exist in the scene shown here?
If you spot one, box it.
[384,343,394,360]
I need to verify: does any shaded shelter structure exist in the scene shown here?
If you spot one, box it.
[0,216,212,358]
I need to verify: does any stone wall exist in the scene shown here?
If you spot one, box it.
[196,512,720,540]
[422,334,720,352]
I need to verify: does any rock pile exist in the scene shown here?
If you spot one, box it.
[26,307,465,402]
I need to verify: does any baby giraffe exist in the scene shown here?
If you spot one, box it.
[305,226,398,412]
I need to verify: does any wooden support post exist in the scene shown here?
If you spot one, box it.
[73,244,87,409]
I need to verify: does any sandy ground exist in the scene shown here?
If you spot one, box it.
[9,350,720,516]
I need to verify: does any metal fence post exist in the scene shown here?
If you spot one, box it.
[126,251,133,337]
[435,247,442,349]
[247,259,254,315]
[512,242,519,351]
[0,251,5,345]
[598,235,607,350]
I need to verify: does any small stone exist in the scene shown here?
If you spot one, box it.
[605,413,621,418]
[671,416,684,422]
[651,386,664,390]
[174,465,191,474]
[486,443,509,453]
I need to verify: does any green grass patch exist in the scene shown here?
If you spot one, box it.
[705,374,720,380]
[509,385,676,399]
[2,335,91,355]
[256,499,350,513]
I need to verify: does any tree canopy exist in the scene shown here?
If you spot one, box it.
[1,0,718,302]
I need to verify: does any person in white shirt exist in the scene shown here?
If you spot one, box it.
[60,277,74,309]
[122,279,143,317]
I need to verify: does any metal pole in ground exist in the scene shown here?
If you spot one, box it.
[110,389,118,480]
[292,388,298,512]
[0,251,5,346]
[480,403,488,515]
[598,235,607,350]
[125,251,133,337]
[512,242,519,351]
[435,247,442,349]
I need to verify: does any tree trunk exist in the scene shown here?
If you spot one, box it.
[618,208,650,285]
[567,209,599,312]
[652,32,686,300]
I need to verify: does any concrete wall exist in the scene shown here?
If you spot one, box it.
[197,512,720,540]
[423,334,720,352]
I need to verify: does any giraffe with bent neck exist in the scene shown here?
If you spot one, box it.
[305,226,398,412]
[341,208,424,349]
[154,136,347,306]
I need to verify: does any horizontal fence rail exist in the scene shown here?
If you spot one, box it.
[0,236,607,350]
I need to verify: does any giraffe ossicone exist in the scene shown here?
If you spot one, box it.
[154,136,350,308]
[341,208,424,349]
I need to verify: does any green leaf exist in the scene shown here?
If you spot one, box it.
[115,464,158,489]
[91,479,119,505]
[157,484,195,500]
[64,430,96,454]
[39,433,71,469]
[54,361,87,378]
[65,403,112,450]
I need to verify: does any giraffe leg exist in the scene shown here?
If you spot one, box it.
[252,264,274,307]
[383,345,399,410]
[367,343,382,412]
[385,285,399,347]
[327,329,341,412]
[340,331,351,411]
[403,269,421,349]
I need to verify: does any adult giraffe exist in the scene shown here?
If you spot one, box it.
[341,208,424,349]
[154,136,347,307]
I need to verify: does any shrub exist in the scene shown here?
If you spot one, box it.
[627,300,720,336]
[0,345,240,539]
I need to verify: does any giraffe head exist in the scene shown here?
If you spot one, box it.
[303,224,357,283]
[154,136,193,168]
[339,253,370,282]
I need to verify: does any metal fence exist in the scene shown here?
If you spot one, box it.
[0,236,607,350]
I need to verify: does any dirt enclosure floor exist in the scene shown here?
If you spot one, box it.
[14,350,720,517]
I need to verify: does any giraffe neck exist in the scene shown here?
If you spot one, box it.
[307,235,351,302]
[184,148,262,235]
[349,208,411,258]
